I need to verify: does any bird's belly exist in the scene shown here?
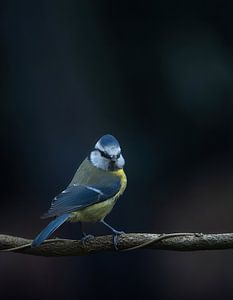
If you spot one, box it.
[69,197,117,223]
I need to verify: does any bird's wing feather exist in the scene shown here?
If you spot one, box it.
[41,180,120,218]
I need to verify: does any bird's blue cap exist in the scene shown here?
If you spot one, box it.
[98,134,120,149]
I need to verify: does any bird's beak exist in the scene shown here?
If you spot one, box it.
[111,155,117,162]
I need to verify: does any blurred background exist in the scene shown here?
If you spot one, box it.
[1,1,233,299]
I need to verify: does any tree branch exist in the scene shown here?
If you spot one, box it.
[1,233,233,256]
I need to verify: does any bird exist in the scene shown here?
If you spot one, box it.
[31,134,127,248]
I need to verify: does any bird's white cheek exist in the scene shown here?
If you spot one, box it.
[90,151,109,170]
[117,155,125,168]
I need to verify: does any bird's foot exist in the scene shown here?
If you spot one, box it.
[81,234,94,247]
[158,233,165,238]
[113,230,125,251]
[194,232,204,238]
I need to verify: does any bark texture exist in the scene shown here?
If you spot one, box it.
[1,232,233,257]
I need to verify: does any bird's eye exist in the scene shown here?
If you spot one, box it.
[99,149,111,159]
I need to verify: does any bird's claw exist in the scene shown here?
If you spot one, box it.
[194,232,203,238]
[81,234,94,246]
[113,231,125,251]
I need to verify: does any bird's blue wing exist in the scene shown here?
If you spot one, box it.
[42,180,121,218]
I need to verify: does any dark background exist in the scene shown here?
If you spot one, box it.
[1,1,233,299]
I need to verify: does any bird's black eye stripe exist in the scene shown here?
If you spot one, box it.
[94,148,121,160]
[99,149,111,159]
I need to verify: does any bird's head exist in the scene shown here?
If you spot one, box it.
[89,134,125,171]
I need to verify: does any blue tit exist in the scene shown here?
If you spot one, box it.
[32,134,127,247]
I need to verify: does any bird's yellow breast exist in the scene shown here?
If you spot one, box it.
[69,168,127,223]
[112,168,127,196]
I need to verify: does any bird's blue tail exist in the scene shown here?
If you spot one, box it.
[31,213,70,247]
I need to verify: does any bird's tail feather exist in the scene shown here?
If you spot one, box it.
[31,213,70,247]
